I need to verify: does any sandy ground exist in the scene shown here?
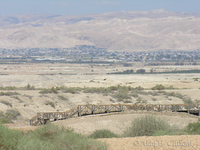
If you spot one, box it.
[99,135,200,150]
[0,73,200,89]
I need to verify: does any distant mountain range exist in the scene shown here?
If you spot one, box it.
[0,9,200,51]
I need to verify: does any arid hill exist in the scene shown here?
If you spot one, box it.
[1,9,200,51]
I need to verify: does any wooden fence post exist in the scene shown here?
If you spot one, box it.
[92,105,96,115]
[198,105,200,116]
[188,105,190,114]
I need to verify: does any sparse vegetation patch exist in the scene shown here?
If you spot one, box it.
[0,100,12,107]
[0,92,20,96]
[39,87,58,94]
[58,95,68,101]
[45,101,56,108]
[5,109,21,120]
[89,129,119,139]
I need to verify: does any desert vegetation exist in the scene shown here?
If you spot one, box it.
[0,109,21,123]
[36,84,198,104]
[0,84,198,106]
[0,123,107,150]
[44,101,56,108]
[0,100,12,107]
[89,129,119,139]
[1,115,200,149]
[88,115,200,139]
[123,115,178,137]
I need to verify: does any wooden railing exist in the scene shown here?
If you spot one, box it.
[30,104,200,126]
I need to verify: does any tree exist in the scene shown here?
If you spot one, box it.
[136,69,145,74]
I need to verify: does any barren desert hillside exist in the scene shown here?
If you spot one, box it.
[1,10,200,51]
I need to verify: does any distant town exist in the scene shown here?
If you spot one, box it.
[0,45,200,66]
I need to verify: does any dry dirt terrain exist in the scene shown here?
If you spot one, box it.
[99,135,200,150]
[0,63,200,149]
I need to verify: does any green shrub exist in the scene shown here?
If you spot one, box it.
[165,92,176,97]
[5,109,21,120]
[174,93,184,99]
[134,86,144,90]
[61,86,81,94]
[89,129,119,139]
[83,87,111,95]
[0,111,11,123]
[0,86,17,90]
[108,86,118,91]
[135,97,147,104]
[185,121,200,134]
[182,98,193,104]
[151,84,165,90]
[165,85,175,90]
[112,91,131,101]
[39,87,58,94]
[24,84,35,90]
[150,91,159,96]
[18,123,107,150]
[124,100,132,103]
[0,123,22,150]
[45,101,55,108]
[123,115,170,137]
[0,123,107,150]
[194,99,200,104]
[0,92,20,96]
[0,117,11,124]
[136,69,146,74]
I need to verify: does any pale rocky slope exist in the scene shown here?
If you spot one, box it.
[1,10,200,51]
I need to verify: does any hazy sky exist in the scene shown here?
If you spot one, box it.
[0,0,199,15]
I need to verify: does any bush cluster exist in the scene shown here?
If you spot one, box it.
[123,115,170,137]
[0,109,20,123]
[45,101,56,108]
[185,120,200,134]
[0,123,107,150]
[112,91,131,102]
[151,84,165,90]
[89,129,118,139]
[0,86,17,90]
[37,84,195,104]
[24,84,35,90]
[0,111,11,123]
[39,87,58,94]
[0,92,20,96]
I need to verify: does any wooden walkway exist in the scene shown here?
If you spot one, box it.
[30,104,200,126]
